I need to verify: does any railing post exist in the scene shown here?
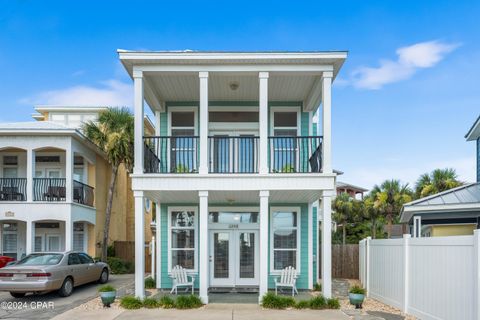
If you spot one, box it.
[403,234,411,314]
[26,149,35,202]
[259,72,269,174]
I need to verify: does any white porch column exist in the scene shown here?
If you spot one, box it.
[26,220,33,255]
[199,72,209,174]
[259,190,269,302]
[308,201,314,289]
[321,191,333,298]
[259,72,269,174]
[156,201,162,288]
[65,218,73,251]
[134,190,145,298]
[133,70,145,175]
[26,149,35,202]
[65,143,74,203]
[154,111,161,136]
[321,72,333,174]
[413,216,422,238]
[151,236,155,280]
[198,191,209,303]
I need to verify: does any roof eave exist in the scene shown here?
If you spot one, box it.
[465,115,480,141]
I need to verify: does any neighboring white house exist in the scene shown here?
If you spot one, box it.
[119,50,347,303]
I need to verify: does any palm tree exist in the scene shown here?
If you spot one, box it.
[362,195,383,239]
[332,192,354,244]
[373,180,412,238]
[414,168,462,198]
[83,107,134,261]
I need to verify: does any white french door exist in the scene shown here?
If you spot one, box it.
[209,229,259,287]
[46,234,61,252]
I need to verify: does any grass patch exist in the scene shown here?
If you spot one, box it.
[144,277,156,289]
[261,292,296,309]
[143,297,160,309]
[309,295,327,309]
[120,296,143,309]
[158,295,176,309]
[98,284,116,292]
[175,295,203,309]
[313,283,322,291]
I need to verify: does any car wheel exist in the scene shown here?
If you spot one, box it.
[58,277,74,297]
[98,268,109,284]
[9,292,26,298]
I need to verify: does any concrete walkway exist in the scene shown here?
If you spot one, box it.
[53,304,350,320]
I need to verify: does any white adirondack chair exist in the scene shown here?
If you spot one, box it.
[274,266,298,296]
[170,265,195,294]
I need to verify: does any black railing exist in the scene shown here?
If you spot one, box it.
[208,136,259,173]
[0,178,27,201]
[144,136,199,173]
[268,136,323,173]
[73,180,94,207]
[34,178,66,201]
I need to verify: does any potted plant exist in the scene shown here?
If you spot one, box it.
[348,285,366,309]
[99,285,116,307]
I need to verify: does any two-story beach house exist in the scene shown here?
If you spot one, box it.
[119,50,347,303]
[0,106,150,260]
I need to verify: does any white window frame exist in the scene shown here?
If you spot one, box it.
[269,107,301,136]
[167,206,198,273]
[270,206,301,274]
[167,106,198,136]
[73,222,87,252]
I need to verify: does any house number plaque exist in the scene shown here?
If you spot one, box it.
[5,211,14,217]
[228,224,239,229]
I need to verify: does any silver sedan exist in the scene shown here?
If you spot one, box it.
[0,251,109,298]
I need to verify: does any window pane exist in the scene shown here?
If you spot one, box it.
[172,250,195,269]
[209,212,258,224]
[172,129,195,137]
[3,168,18,179]
[73,233,84,251]
[171,230,195,249]
[273,211,297,228]
[209,112,258,123]
[172,112,194,127]
[3,156,18,165]
[171,211,195,227]
[274,230,297,249]
[3,233,16,252]
[3,223,17,232]
[73,222,84,232]
[274,250,296,270]
[274,112,297,127]
[274,129,297,137]
[34,236,42,252]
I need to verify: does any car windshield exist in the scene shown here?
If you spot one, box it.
[16,254,63,266]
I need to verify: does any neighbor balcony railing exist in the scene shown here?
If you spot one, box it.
[34,178,66,201]
[144,136,199,173]
[0,178,27,201]
[73,180,95,207]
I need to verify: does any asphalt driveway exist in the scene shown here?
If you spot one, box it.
[0,274,133,320]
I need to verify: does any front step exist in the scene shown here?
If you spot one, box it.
[209,286,259,293]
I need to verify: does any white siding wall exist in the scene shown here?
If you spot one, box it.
[359,233,479,320]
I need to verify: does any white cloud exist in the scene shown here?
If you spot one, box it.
[343,156,476,191]
[20,80,132,107]
[352,40,460,90]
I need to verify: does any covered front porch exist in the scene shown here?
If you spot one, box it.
[133,187,335,304]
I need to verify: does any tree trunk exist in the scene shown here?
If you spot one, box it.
[372,220,377,239]
[387,215,393,239]
[342,224,346,245]
[101,165,119,262]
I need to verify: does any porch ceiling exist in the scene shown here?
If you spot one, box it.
[144,189,321,204]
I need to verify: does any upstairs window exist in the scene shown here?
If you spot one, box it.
[170,111,197,172]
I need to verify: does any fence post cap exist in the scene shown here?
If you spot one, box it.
[403,234,411,239]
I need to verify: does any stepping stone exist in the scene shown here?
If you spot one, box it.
[367,311,404,320]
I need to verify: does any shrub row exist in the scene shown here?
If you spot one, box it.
[106,257,135,274]
[261,292,340,310]
[120,294,203,310]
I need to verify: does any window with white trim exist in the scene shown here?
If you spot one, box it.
[170,111,197,172]
[170,209,196,270]
[271,110,299,172]
[73,222,85,252]
[271,209,299,271]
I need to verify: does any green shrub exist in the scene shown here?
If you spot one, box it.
[107,245,116,257]
[327,298,340,309]
[349,285,366,295]
[145,277,156,289]
[98,284,116,293]
[261,292,296,309]
[175,295,203,309]
[107,257,135,274]
[158,296,176,309]
[143,297,160,309]
[309,295,327,309]
[294,300,310,309]
[120,296,143,309]
[313,283,322,291]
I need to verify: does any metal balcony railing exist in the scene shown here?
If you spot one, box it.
[268,136,323,173]
[0,178,27,201]
[73,180,95,207]
[144,136,199,173]
[208,136,259,173]
[33,178,66,202]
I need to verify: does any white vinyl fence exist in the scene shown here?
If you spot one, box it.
[359,231,480,320]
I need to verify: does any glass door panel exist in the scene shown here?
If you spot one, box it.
[235,230,259,286]
[210,231,234,286]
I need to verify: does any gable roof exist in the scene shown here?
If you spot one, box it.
[465,115,480,141]
[400,183,480,222]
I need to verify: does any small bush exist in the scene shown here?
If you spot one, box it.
[313,283,322,291]
[107,245,116,257]
[107,257,135,274]
[158,295,176,309]
[309,295,327,309]
[98,284,116,293]
[261,292,296,309]
[145,277,156,289]
[143,297,160,309]
[294,300,310,309]
[349,285,366,295]
[120,296,143,309]
[175,295,203,309]
[327,298,340,309]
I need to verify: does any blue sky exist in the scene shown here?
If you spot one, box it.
[1,0,479,190]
